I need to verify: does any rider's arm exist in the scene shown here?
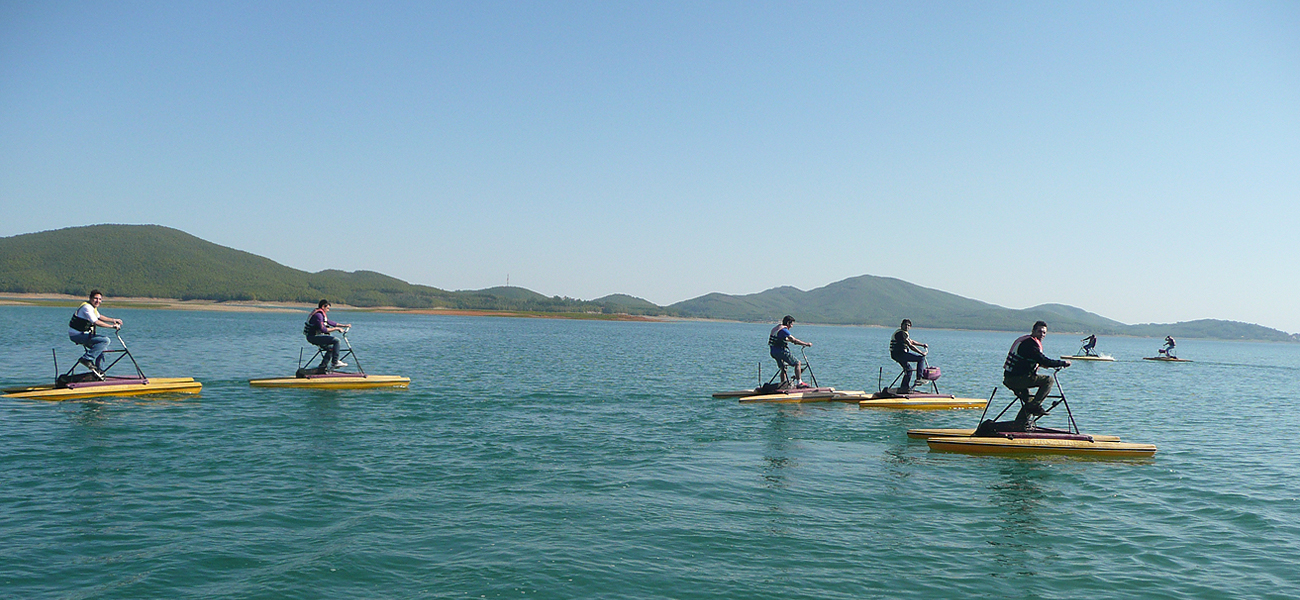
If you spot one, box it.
[95,315,122,328]
[1036,352,1069,369]
[1023,341,1068,369]
[787,335,811,347]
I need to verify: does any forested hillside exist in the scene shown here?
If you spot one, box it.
[2,225,1291,340]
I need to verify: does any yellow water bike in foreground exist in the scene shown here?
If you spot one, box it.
[917,369,1156,458]
[3,328,201,401]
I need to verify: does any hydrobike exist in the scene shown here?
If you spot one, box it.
[856,365,987,410]
[1144,346,1190,362]
[248,327,409,389]
[713,348,863,403]
[922,370,1156,458]
[2,329,201,401]
[1060,342,1112,361]
[1061,346,1115,362]
[907,428,1121,442]
[1143,355,1191,362]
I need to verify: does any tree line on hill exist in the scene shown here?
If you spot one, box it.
[0,224,1292,341]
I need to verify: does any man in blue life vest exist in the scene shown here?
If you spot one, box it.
[67,289,123,377]
[890,319,929,392]
[304,299,352,371]
[769,315,812,387]
[1004,321,1071,427]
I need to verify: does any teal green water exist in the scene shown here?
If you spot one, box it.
[3,306,1299,599]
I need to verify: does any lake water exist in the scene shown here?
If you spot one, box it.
[2,306,1299,599]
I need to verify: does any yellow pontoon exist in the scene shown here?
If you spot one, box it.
[4,377,201,401]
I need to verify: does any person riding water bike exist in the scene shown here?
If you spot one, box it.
[1003,321,1071,430]
[890,319,929,392]
[304,299,352,371]
[1080,334,1098,357]
[1159,336,1177,358]
[769,315,812,387]
[67,289,123,377]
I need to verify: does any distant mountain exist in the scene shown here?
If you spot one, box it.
[1,225,1292,341]
[1126,319,1294,342]
[592,294,662,315]
[669,275,1129,333]
[669,276,1293,341]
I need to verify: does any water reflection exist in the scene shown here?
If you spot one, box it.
[984,460,1053,577]
[69,400,110,428]
[989,461,1051,533]
[759,409,802,491]
[758,408,805,537]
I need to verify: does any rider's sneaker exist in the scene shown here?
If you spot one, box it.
[331,360,348,368]
[78,359,104,380]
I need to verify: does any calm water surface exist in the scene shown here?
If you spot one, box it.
[2,306,1299,599]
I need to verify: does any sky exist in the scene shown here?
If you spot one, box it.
[2,2,1298,332]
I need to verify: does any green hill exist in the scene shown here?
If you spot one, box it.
[1126,319,1294,342]
[667,275,1292,340]
[1,225,1291,340]
[0,225,599,312]
[592,294,662,315]
[668,275,1130,333]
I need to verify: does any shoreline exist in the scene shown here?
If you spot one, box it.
[2,293,1290,341]
[0,293,671,321]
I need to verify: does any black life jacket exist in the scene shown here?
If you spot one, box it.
[1003,334,1042,377]
[768,325,788,348]
[303,309,327,336]
[69,305,95,333]
[889,329,908,354]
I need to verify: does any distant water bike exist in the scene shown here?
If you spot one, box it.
[1145,346,1191,362]
[1061,345,1115,362]
[712,347,861,403]
[3,327,201,400]
[248,326,410,389]
[857,362,987,409]
[918,369,1156,458]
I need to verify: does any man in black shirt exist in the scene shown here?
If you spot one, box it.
[1003,321,1071,426]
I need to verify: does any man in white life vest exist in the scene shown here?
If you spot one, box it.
[67,289,123,376]
[1003,320,1071,426]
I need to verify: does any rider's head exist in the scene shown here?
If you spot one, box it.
[88,289,102,302]
[318,299,331,309]
[782,315,795,326]
[900,319,911,329]
[1032,321,1048,339]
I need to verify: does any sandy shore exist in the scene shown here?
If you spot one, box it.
[0,293,667,321]
[0,293,313,313]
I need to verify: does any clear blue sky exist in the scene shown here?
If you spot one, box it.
[3,2,1298,332]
